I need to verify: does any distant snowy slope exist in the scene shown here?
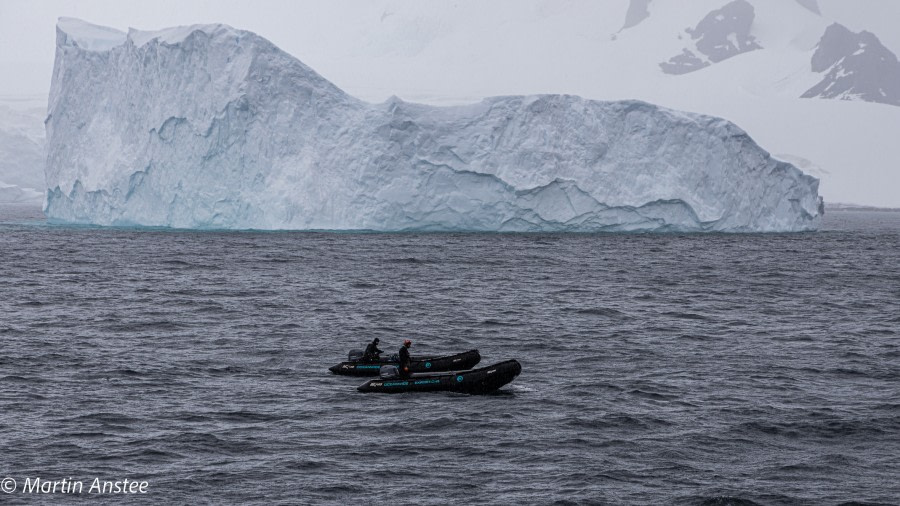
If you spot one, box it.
[0,103,45,203]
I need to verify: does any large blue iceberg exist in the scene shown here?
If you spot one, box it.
[45,18,822,232]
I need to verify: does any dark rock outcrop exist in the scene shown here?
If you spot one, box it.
[660,0,762,75]
[802,23,900,107]
[621,0,653,31]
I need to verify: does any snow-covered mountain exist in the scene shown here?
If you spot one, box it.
[618,0,899,108]
[802,23,900,106]
[44,18,821,232]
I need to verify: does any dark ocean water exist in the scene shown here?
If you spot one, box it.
[0,205,898,505]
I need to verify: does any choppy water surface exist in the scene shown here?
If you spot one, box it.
[1,206,898,505]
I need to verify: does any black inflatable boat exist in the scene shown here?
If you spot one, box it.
[357,359,521,395]
[329,349,481,376]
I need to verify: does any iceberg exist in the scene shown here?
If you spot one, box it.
[45,18,822,232]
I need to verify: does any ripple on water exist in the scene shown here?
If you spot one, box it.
[0,208,899,503]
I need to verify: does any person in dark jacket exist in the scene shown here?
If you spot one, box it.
[398,340,412,378]
[362,338,383,362]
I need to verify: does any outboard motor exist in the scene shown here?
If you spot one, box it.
[348,349,364,362]
[379,365,400,379]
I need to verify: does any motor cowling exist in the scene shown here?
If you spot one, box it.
[379,365,400,379]
[348,349,364,362]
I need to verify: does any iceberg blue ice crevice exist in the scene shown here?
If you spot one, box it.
[44,18,823,232]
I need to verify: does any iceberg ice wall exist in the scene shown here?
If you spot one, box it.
[45,18,822,232]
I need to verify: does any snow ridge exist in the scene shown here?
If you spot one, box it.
[44,18,822,232]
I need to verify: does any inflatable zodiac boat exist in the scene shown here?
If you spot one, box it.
[357,360,522,395]
[329,349,481,376]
